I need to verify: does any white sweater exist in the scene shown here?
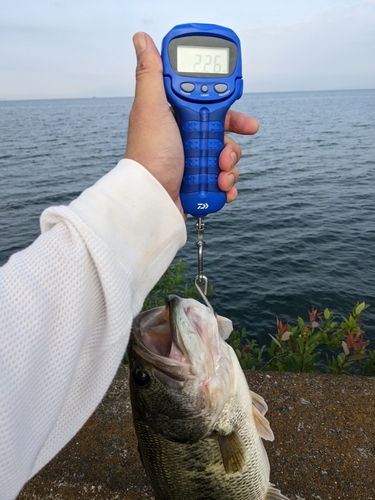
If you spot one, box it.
[0,159,187,500]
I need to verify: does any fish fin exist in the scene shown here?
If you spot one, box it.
[250,389,268,415]
[251,390,275,441]
[265,484,289,499]
[253,406,275,441]
[216,314,233,340]
[253,406,274,441]
[216,429,246,474]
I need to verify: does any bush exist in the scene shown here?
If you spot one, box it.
[140,260,373,375]
[232,303,372,375]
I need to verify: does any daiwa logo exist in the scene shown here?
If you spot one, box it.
[197,203,209,210]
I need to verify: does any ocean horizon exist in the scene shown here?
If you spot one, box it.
[1,86,374,102]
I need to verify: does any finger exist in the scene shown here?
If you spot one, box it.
[224,110,259,135]
[218,165,239,192]
[218,134,242,202]
[225,185,238,203]
[219,135,242,172]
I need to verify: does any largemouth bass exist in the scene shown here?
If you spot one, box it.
[128,295,288,500]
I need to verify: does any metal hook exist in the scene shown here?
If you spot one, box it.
[194,275,214,312]
[193,217,214,312]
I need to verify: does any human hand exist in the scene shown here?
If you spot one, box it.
[125,32,259,216]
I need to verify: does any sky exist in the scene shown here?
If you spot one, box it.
[1,0,374,100]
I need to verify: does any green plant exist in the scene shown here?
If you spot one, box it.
[228,327,266,370]
[262,308,323,372]
[134,259,373,375]
[326,303,370,374]
[237,302,371,375]
[359,350,375,376]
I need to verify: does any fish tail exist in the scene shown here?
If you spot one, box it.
[265,484,289,499]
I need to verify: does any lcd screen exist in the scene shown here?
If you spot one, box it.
[177,45,230,74]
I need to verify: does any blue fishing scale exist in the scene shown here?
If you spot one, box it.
[161,23,243,306]
[162,23,243,218]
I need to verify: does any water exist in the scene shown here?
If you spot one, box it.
[1,91,374,346]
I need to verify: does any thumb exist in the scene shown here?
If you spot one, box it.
[126,32,172,167]
[132,32,167,108]
[125,32,184,214]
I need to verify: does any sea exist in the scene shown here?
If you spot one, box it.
[1,90,374,347]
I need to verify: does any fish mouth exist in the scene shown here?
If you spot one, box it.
[132,295,216,383]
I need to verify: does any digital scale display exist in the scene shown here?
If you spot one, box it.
[177,46,230,75]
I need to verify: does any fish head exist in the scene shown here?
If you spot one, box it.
[128,295,235,444]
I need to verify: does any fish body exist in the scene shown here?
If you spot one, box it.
[128,295,288,500]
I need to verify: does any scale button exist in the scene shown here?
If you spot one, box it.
[214,83,228,93]
[201,85,209,92]
[180,83,195,92]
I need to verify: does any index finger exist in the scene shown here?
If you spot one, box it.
[224,110,259,135]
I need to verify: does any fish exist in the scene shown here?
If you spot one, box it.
[128,295,288,500]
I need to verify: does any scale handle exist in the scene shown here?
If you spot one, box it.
[173,104,229,218]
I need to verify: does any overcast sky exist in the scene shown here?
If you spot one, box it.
[1,0,374,100]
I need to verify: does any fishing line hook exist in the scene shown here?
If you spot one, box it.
[194,276,214,312]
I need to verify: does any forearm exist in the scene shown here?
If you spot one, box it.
[50,158,186,314]
[0,159,186,498]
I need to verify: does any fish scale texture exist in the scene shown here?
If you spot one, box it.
[134,371,279,500]
[135,419,271,499]
[0,159,186,500]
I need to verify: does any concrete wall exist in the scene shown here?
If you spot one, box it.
[19,365,375,499]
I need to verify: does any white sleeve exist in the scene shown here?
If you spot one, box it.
[0,158,186,500]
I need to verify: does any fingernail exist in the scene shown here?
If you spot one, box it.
[227,173,235,188]
[133,32,147,56]
[230,152,237,166]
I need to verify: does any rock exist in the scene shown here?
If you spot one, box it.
[18,365,375,500]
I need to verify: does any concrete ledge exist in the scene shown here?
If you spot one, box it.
[18,365,375,500]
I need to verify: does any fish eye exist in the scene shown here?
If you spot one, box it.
[132,368,150,388]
